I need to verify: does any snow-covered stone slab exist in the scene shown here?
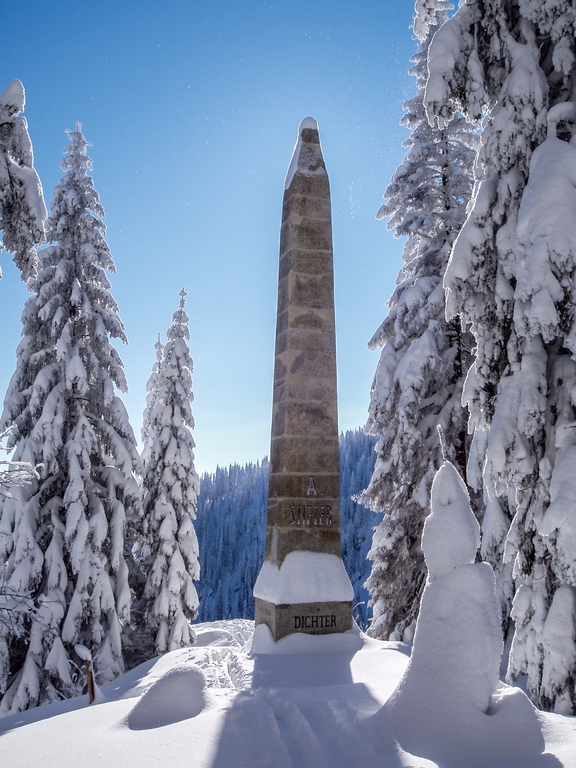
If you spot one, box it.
[253,551,353,605]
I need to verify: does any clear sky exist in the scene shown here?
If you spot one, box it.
[1,0,415,474]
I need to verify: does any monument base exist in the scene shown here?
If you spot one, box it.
[255,597,353,641]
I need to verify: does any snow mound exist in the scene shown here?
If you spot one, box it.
[253,551,353,604]
[422,460,480,579]
[194,618,254,649]
[374,461,554,765]
[126,663,206,730]
[298,116,318,131]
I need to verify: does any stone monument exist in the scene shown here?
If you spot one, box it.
[253,117,353,641]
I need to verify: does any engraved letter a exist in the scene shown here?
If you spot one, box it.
[306,476,318,497]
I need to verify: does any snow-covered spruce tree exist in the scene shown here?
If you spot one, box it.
[0,80,46,281]
[140,290,200,657]
[0,125,141,715]
[0,80,46,595]
[363,3,477,642]
[123,334,165,661]
[424,0,576,712]
[141,334,165,461]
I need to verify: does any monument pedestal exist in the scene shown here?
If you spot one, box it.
[255,599,353,641]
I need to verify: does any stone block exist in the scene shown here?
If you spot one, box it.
[255,598,352,641]
[291,274,333,309]
[284,402,334,437]
[275,328,332,356]
[268,472,340,501]
[278,436,339,474]
[300,127,320,144]
[271,399,287,437]
[289,310,328,331]
[280,220,333,252]
[272,353,287,378]
[275,308,289,335]
[278,499,340,528]
[282,195,331,222]
[277,275,289,314]
[287,173,330,199]
[289,351,336,380]
[279,249,333,278]
[264,525,342,562]
[285,377,333,403]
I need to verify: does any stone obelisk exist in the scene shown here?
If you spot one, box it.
[253,117,353,641]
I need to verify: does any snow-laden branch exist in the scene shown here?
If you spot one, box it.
[0,427,40,492]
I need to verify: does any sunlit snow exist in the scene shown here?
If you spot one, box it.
[1,618,575,768]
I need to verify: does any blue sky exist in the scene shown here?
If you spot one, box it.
[1,0,416,473]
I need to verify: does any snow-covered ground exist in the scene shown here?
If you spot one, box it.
[1,618,575,768]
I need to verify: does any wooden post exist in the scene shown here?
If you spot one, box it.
[84,659,95,704]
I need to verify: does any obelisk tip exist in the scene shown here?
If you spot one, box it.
[284,117,326,190]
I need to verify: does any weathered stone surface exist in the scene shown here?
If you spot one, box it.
[289,350,336,378]
[256,599,353,641]
[264,527,342,561]
[290,310,329,330]
[288,173,330,199]
[275,328,333,356]
[285,378,331,403]
[279,249,333,279]
[282,195,331,221]
[268,473,340,501]
[254,117,352,640]
[301,127,320,144]
[270,435,339,475]
[280,220,333,252]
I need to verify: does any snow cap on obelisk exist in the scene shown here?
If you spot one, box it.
[284,117,322,190]
[253,117,353,642]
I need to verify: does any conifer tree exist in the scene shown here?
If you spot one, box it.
[363,2,477,641]
[0,80,46,487]
[141,335,164,461]
[140,290,200,656]
[122,334,166,664]
[424,0,576,712]
[0,125,140,715]
[0,80,46,281]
